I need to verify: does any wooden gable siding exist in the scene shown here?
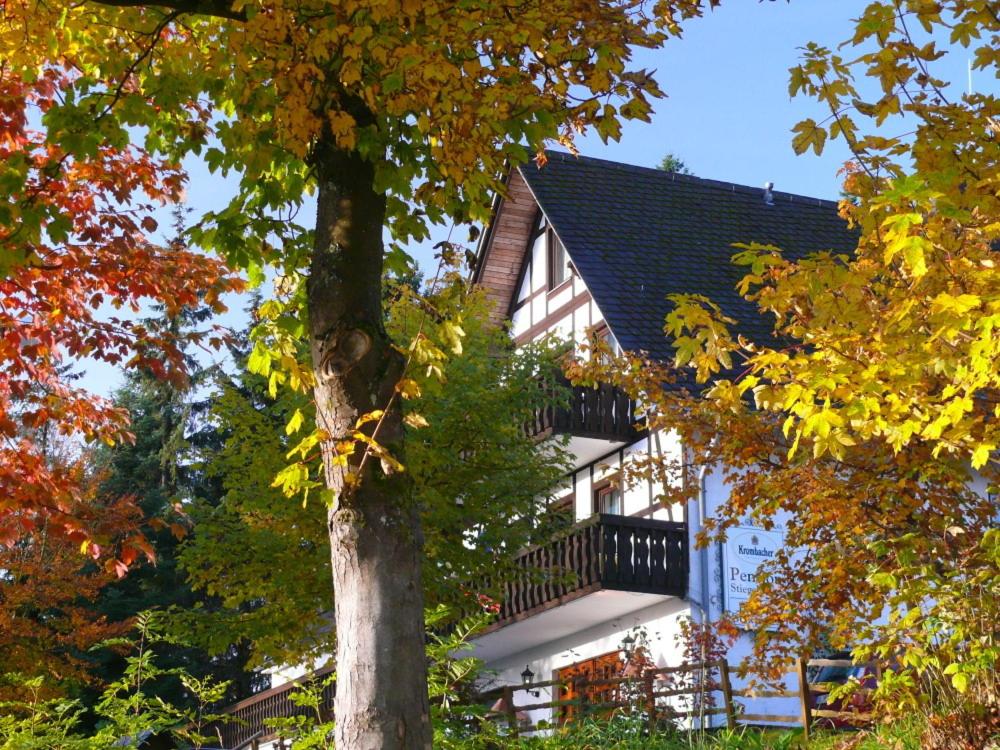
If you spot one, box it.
[476,169,537,326]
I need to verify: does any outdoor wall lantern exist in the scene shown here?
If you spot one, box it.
[520,665,540,697]
[621,633,636,660]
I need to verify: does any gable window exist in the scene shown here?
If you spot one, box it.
[589,323,618,363]
[548,229,569,289]
[594,480,622,516]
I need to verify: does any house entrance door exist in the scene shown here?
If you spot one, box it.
[556,650,624,724]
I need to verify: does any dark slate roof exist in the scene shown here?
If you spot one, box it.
[518,151,858,364]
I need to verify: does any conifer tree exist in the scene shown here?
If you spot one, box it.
[87,211,259,709]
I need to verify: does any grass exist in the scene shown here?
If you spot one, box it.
[806,718,926,750]
[448,717,927,750]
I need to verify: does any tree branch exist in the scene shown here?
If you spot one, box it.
[89,0,246,22]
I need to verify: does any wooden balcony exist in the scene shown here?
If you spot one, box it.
[527,377,640,443]
[208,666,334,749]
[488,515,687,630]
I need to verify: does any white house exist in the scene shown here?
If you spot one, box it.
[467,151,858,729]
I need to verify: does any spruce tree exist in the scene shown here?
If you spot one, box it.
[85,210,260,709]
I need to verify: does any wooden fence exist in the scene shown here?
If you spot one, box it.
[491,656,872,742]
[207,657,870,747]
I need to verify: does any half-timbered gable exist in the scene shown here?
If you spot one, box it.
[475,151,856,365]
[475,168,611,357]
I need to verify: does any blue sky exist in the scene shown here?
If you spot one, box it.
[84,0,991,396]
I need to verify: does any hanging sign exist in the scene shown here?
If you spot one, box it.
[722,525,785,614]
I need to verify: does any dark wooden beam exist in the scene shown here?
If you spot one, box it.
[89,0,247,22]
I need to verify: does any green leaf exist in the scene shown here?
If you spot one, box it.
[247,342,272,376]
[868,571,898,589]
[383,72,404,93]
[247,261,266,288]
[951,671,969,694]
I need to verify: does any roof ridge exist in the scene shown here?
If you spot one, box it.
[537,148,841,210]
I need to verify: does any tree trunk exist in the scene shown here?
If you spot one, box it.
[307,135,432,749]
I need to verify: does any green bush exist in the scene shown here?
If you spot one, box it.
[0,612,230,750]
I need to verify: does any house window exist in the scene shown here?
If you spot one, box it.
[548,230,569,289]
[589,323,617,363]
[594,481,622,516]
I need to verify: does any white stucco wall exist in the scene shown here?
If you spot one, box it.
[267,654,332,688]
[481,597,692,730]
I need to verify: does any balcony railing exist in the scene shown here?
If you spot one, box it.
[208,666,334,749]
[492,515,687,627]
[527,377,640,442]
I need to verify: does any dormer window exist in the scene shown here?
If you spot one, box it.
[548,230,569,289]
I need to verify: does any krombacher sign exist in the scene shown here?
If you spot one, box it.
[722,525,785,614]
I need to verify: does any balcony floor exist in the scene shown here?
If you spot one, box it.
[471,588,675,663]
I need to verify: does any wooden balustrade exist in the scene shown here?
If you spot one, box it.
[528,377,640,442]
[494,515,687,625]
[207,666,334,749]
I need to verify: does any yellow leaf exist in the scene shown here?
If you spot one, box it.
[285,408,305,435]
[791,118,827,155]
[396,378,421,399]
[356,410,384,428]
[971,443,994,469]
[404,413,429,429]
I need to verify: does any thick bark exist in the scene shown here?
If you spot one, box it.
[307,136,432,749]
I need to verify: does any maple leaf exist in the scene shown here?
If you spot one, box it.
[0,69,242,553]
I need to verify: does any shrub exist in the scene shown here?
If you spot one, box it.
[0,612,230,749]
